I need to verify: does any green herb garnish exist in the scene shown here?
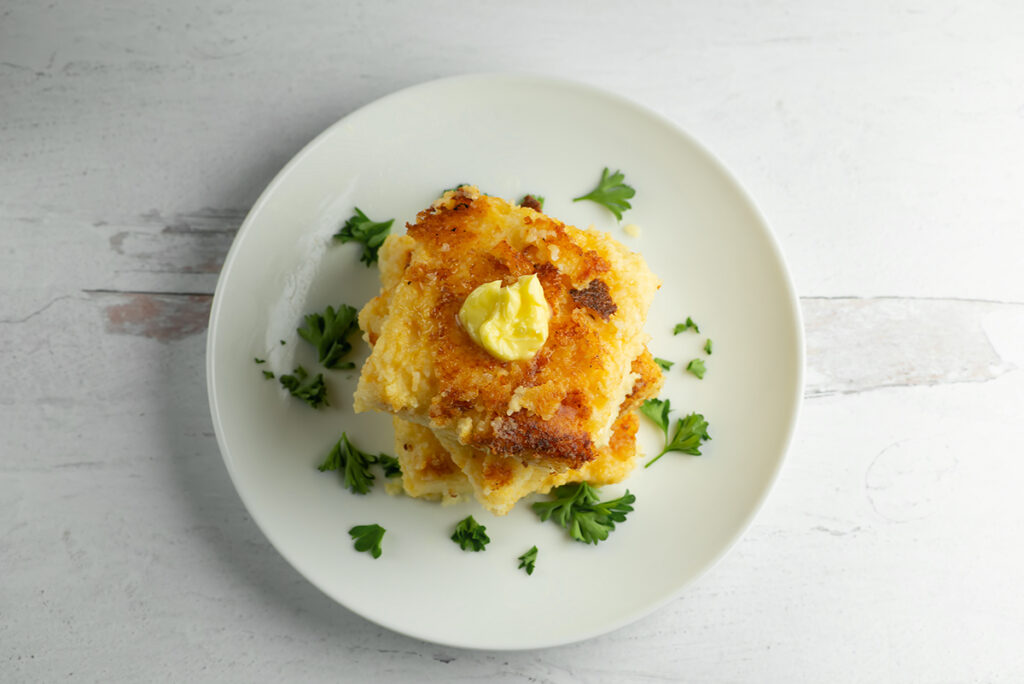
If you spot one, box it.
[317,433,378,494]
[334,208,394,266]
[279,366,328,408]
[378,454,402,478]
[517,546,538,575]
[572,167,635,220]
[704,339,713,355]
[645,413,711,468]
[297,304,360,369]
[255,357,272,378]
[639,397,672,440]
[673,317,699,335]
[451,515,490,551]
[654,357,674,372]
[531,482,634,545]
[686,358,706,379]
[349,524,385,559]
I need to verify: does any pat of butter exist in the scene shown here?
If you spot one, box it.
[458,274,551,361]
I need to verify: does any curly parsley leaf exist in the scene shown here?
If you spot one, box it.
[378,454,402,478]
[639,397,672,439]
[317,433,377,494]
[531,482,635,545]
[451,515,490,551]
[654,357,674,372]
[673,317,700,335]
[572,167,635,220]
[686,358,706,379]
[645,413,711,468]
[517,546,538,575]
[334,208,394,266]
[279,366,329,409]
[704,338,713,355]
[349,524,385,559]
[297,304,360,369]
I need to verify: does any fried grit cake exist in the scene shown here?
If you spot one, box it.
[390,418,473,503]
[393,349,663,515]
[354,186,660,472]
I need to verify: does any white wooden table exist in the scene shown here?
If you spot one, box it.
[3,2,1023,681]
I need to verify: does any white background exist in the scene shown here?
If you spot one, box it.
[2,1,1023,681]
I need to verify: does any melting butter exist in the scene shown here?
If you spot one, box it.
[458,274,551,361]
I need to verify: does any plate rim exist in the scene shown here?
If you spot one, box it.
[206,72,805,650]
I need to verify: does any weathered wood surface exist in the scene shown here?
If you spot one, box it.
[3,2,1023,681]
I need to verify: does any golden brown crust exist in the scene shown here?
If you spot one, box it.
[355,187,659,470]
[519,194,543,212]
[395,348,664,515]
[490,410,594,470]
[569,278,618,320]
[441,409,642,515]
[622,351,663,413]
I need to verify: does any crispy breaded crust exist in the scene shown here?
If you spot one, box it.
[396,349,663,515]
[621,350,663,414]
[355,187,659,471]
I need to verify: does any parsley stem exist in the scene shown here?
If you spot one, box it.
[644,449,669,468]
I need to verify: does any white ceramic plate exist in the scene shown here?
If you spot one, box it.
[207,74,803,650]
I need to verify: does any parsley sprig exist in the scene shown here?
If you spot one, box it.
[279,366,329,408]
[297,304,360,369]
[654,357,674,372]
[639,398,673,440]
[673,317,700,335]
[573,167,635,220]
[349,524,385,559]
[451,516,490,551]
[378,455,402,478]
[318,433,381,494]
[517,546,538,575]
[334,208,394,266]
[531,482,634,545]
[643,406,712,468]
[686,358,706,379]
